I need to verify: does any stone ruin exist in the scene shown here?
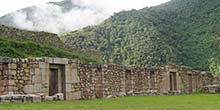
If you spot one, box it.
[0,57,215,102]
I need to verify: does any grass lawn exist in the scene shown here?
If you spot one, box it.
[1,94,220,110]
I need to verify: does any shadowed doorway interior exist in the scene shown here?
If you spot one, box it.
[170,72,177,91]
[49,64,65,97]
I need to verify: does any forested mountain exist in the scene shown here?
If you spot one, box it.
[62,0,220,72]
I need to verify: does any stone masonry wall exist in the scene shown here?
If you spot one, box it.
[77,63,98,99]
[102,64,125,97]
[0,58,45,95]
[164,65,213,94]
[0,58,215,101]
[77,63,205,99]
[0,63,8,95]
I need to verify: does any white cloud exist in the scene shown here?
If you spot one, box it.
[0,0,170,17]
[79,0,170,13]
[0,0,62,16]
[0,0,170,34]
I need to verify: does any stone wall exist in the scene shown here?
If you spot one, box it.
[163,65,213,94]
[76,63,214,99]
[102,64,125,97]
[0,62,8,95]
[76,63,165,99]
[0,57,215,101]
[77,63,98,99]
[0,58,45,95]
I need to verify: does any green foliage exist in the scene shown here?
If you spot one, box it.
[0,38,98,63]
[209,35,220,75]
[62,0,220,71]
[209,58,220,76]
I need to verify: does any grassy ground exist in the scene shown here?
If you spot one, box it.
[0,38,98,63]
[1,94,220,110]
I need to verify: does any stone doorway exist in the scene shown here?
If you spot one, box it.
[95,67,103,98]
[170,72,177,91]
[125,70,132,93]
[150,71,156,89]
[49,64,65,96]
[49,68,59,96]
[188,74,193,93]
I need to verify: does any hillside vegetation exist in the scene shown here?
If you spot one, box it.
[0,25,101,61]
[62,0,220,72]
[0,38,97,63]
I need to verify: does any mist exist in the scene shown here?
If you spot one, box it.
[2,0,170,34]
[10,0,109,34]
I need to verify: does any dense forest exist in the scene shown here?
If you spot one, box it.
[62,0,220,74]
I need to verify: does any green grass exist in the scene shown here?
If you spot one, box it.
[1,94,220,110]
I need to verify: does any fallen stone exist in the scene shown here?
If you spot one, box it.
[106,95,113,99]
[45,93,64,101]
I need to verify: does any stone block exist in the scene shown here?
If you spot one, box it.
[34,70,42,83]
[0,58,12,63]
[0,86,5,92]
[23,85,34,93]
[65,84,72,92]
[39,62,47,69]
[55,93,64,100]
[66,91,81,100]
[0,81,4,86]
[45,96,55,101]
[168,69,178,72]
[45,93,64,101]
[34,84,43,93]
[2,80,9,86]
[31,95,41,102]
[45,58,69,64]
[41,71,49,84]
[0,99,10,103]
[8,64,17,69]
[66,68,80,83]
[202,85,220,94]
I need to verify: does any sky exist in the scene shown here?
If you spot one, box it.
[0,0,170,17]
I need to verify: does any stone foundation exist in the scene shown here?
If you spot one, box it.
[201,85,220,93]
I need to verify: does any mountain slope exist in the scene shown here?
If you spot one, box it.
[0,25,101,60]
[0,25,64,48]
[0,38,97,63]
[62,0,220,70]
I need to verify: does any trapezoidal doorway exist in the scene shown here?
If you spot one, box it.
[169,72,177,91]
[188,74,193,93]
[49,64,65,96]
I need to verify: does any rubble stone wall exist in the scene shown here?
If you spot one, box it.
[0,63,8,95]
[76,63,213,99]
[0,58,48,96]
[0,57,215,101]
[77,63,98,99]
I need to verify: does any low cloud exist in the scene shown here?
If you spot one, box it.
[11,0,109,34]
[8,0,170,34]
